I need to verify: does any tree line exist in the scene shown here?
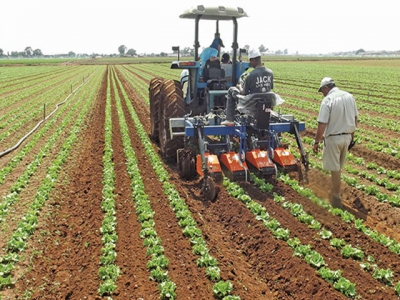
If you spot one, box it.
[0,46,77,58]
[0,44,289,59]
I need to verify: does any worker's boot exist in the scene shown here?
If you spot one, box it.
[329,194,343,209]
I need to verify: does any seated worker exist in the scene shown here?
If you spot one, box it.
[221,48,274,126]
[221,53,232,64]
[220,53,233,78]
[199,37,224,77]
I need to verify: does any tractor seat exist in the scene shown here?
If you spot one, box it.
[237,92,276,130]
[203,68,225,81]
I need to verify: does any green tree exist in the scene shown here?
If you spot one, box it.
[68,51,76,57]
[0,48,3,56]
[126,48,136,56]
[259,44,267,53]
[33,49,43,57]
[25,46,33,56]
[118,45,127,56]
[355,48,365,55]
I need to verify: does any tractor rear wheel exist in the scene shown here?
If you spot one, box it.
[149,77,164,142]
[159,79,185,161]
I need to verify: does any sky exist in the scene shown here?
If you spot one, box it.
[1,0,398,56]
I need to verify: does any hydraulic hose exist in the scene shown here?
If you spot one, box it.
[0,75,92,158]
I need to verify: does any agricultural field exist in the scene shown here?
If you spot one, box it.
[0,58,400,299]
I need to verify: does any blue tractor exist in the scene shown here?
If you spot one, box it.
[149,5,309,200]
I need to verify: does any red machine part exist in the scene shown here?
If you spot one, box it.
[272,147,297,168]
[196,153,222,177]
[245,149,275,171]
[219,151,248,173]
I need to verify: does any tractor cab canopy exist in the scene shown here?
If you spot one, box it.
[179,5,248,20]
[180,5,249,85]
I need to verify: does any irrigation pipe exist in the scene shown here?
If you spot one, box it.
[0,74,94,158]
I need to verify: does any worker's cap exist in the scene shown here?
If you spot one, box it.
[211,37,224,49]
[318,77,335,92]
[248,48,261,59]
[217,37,224,47]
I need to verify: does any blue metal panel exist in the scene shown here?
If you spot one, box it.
[270,122,305,133]
[183,122,305,137]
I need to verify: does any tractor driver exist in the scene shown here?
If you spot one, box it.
[199,37,224,76]
[221,48,274,126]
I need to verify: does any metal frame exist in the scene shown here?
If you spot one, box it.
[169,117,306,139]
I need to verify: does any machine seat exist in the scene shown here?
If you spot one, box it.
[204,68,225,81]
[237,92,276,130]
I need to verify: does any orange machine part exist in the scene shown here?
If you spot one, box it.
[246,149,275,170]
[196,153,222,177]
[219,151,248,172]
[273,147,297,167]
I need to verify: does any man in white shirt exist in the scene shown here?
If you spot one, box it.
[313,77,358,209]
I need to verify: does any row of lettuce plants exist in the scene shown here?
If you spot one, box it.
[111,69,178,299]
[126,64,179,81]
[114,67,150,105]
[294,135,400,207]
[273,66,399,104]
[276,174,400,296]
[1,84,66,140]
[0,65,76,90]
[0,67,94,141]
[279,94,400,134]
[123,65,155,81]
[222,177,357,298]
[246,99,400,164]
[271,110,400,201]
[0,66,77,109]
[97,68,121,296]
[0,84,85,222]
[282,103,400,161]
[354,128,400,159]
[283,135,400,247]
[277,137,400,293]
[0,88,73,185]
[282,102,400,160]
[251,174,400,294]
[0,66,90,114]
[365,162,400,180]
[277,83,400,118]
[0,71,98,222]
[301,134,400,196]
[115,70,240,300]
[114,66,152,105]
[0,70,100,289]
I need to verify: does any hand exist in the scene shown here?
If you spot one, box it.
[313,143,319,154]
